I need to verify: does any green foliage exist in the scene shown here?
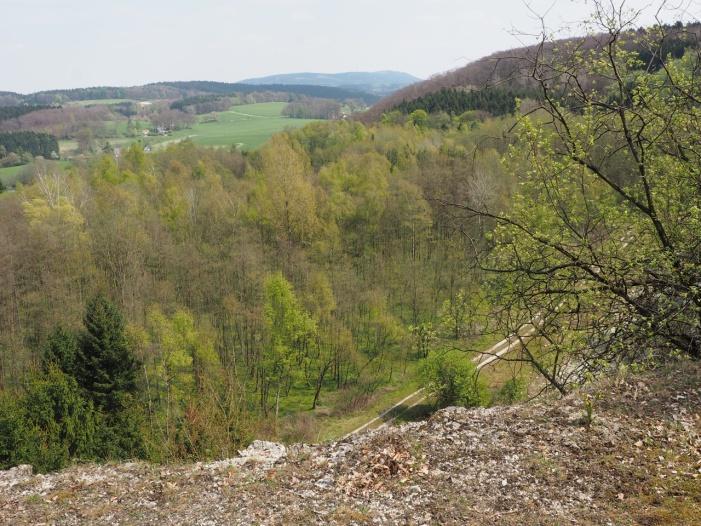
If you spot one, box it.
[41,326,79,376]
[0,90,512,462]
[74,294,139,412]
[420,350,487,408]
[497,376,527,404]
[438,289,475,340]
[395,87,530,118]
[0,105,54,122]
[261,273,317,414]
[489,46,701,390]
[409,109,429,128]
[0,394,25,470]
[0,368,99,472]
[581,394,596,430]
[0,131,59,160]
[409,322,436,359]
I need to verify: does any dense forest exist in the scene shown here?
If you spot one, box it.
[282,98,342,119]
[158,81,377,104]
[392,87,528,118]
[0,131,59,161]
[0,105,55,122]
[170,95,234,114]
[0,113,513,469]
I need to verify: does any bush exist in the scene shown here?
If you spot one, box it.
[0,394,25,469]
[497,376,527,404]
[0,368,100,472]
[420,350,487,408]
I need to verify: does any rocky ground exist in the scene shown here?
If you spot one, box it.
[1,362,700,525]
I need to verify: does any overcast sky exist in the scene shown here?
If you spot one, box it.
[2,0,699,93]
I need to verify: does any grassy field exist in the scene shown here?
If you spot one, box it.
[0,160,72,188]
[0,164,26,187]
[152,102,315,150]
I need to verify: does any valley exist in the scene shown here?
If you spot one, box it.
[1,2,700,523]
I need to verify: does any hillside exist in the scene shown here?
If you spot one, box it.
[240,71,421,97]
[363,22,701,121]
[2,362,699,525]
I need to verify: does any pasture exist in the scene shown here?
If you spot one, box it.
[153,102,316,150]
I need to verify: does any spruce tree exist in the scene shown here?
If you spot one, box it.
[74,294,139,413]
[41,326,79,376]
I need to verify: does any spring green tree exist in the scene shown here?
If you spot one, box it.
[262,273,316,416]
[464,6,701,392]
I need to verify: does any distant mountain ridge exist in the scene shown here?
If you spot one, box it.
[0,81,380,107]
[240,71,421,97]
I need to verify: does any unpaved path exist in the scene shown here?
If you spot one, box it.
[347,323,538,437]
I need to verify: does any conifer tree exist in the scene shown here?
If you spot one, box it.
[74,294,139,412]
[41,326,79,376]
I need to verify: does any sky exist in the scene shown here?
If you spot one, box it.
[2,0,699,93]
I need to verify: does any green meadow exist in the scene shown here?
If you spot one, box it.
[153,102,316,150]
[0,160,72,188]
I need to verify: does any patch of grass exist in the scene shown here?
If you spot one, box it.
[629,474,701,525]
[524,452,569,483]
[330,504,373,524]
[303,361,423,442]
[25,494,43,506]
[475,337,548,402]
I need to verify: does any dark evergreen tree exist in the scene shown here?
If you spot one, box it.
[0,105,53,122]
[41,326,79,376]
[0,368,99,472]
[393,87,534,118]
[0,131,59,159]
[74,294,139,413]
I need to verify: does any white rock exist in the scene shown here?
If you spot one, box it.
[0,464,33,488]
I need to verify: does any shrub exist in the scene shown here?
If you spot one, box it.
[497,376,528,404]
[0,368,100,472]
[420,350,487,408]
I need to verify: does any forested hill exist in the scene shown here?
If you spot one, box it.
[240,71,421,97]
[158,81,378,103]
[3,82,378,106]
[362,21,701,121]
